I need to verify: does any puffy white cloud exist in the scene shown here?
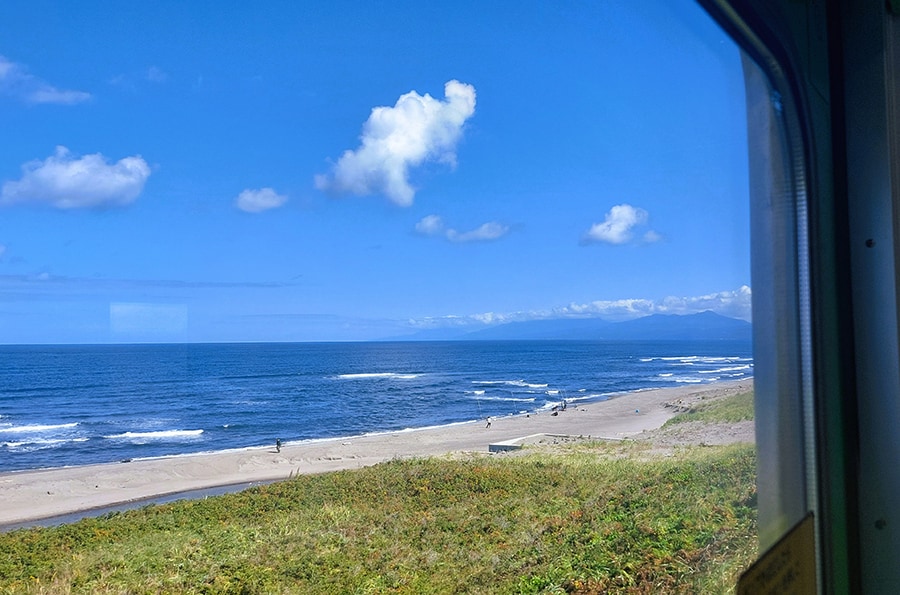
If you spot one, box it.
[315,80,476,206]
[235,187,288,213]
[415,215,509,243]
[584,203,659,245]
[0,146,151,208]
[0,55,91,105]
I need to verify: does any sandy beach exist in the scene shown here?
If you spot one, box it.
[0,379,752,529]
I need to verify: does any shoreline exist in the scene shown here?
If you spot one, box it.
[0,379,753,530]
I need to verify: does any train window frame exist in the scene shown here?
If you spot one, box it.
[700,0,900,592]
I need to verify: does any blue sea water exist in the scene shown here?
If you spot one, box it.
[0,340,752,473]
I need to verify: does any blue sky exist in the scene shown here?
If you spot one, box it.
[0,0,750,343]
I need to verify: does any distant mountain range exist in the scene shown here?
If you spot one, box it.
[391,311,751,342]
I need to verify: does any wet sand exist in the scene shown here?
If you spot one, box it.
[0,379,752,528]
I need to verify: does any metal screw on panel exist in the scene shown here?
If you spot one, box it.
[866,238,876,248]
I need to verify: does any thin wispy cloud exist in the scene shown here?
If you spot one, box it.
[145,66,168,83]
[409,286,753,329]
[109,66,168,91]
[0,146,151,209]
[235,187,288,213]
[315,80,476,206]
[415,215,509,243]
[0,55,91,105]
[0,273,294,301]
[583,203,660,245]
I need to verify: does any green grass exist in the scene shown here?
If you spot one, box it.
[664,391,755,426]
[0,444,757,594]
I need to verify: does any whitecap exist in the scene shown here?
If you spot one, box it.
[3,437,89,450]
[336,372,419,380]
[699,365,752,374]
[474,396,536,403]
[105,429,204,440]
[0,422,78,434]
[472,379,547,388]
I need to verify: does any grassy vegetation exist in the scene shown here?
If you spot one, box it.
[664,391,755,426]
[0,444,756,594]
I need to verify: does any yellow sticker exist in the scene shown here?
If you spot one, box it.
[737,513,816,595]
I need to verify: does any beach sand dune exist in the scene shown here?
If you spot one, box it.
[0,379,752,529]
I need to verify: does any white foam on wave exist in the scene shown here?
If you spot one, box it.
[575,393,607,402]
[472,379,548,388]
[336,372,420,380]
[698,356,751,364]
[699,365,752,374]
[105,429,204,440]
[473,396,536,403]
[3,437,89,449]
[0,422,79,434]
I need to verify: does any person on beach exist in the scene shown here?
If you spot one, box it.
[485,417,492,429]
[276,438,282,452]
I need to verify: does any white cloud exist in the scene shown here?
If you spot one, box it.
[584,203,659,245]
[415,215,509,243]
[0,146,151,208]
[235,187,288,213]
[0,55,91,105]
[446,222,508,243]
[315,80,476,206]
[643,230,662,243]
[408,286,753,329]
[655,285,753,320]
[554,298,657,320]
[552,287,752,321]
[415,214,445,236]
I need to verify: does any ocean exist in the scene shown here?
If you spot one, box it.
[0,340,752,473]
